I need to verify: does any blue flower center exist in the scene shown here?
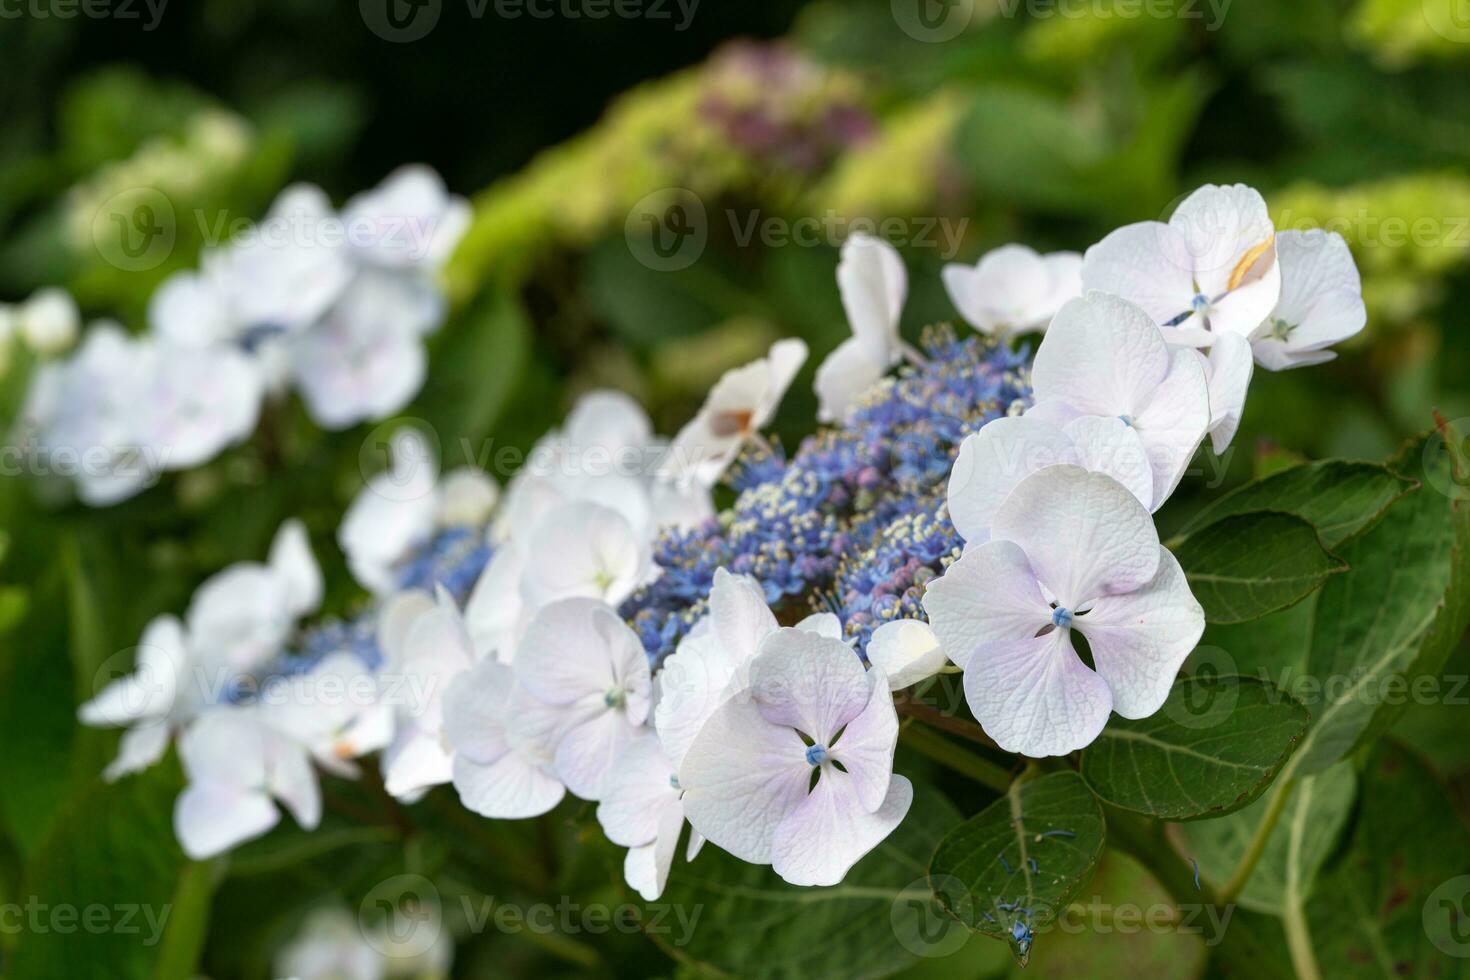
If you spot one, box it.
[1191,293,1210,312]
[805,744,829,766]
[668,774,681,791]
[1051,607,1074,629]
[1117,414,1135,428]
[603,689,624,709]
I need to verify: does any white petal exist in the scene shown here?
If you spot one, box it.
[827,667,900,812]
[1080,548,1204,719]
[1195,331,1254,455]
[943,245,1054,336]
[679,696,810,865]
[963,631,1112,757]
[991,465,1161,608]
[376,589,436,670]
[596,733,679,847]
[103,720,172,782]
[175,784,279,859]
[793,611,843,640]
[1062,416,1154,512]
[441,659,514,765]
[1129,347,1211,502]
[709,567,778,665]
[516,598,634,706]
[464,547,525,662]
[179,709,267,788]
[452,750,565,819]
[814,337,887,424]
[1169,184,1276,301]
[80,615,187,727]
[758,338,810,428]
[520,503,645,608]
[623,801,685,900]
[554,705,641,801]
[921,539,1051,669]
[382,728,454,799]
[947,416,1077,546]
[865,619,949,690]
[435,468,499,528]
[770,772,913,887]
[747,629,870,745]
[1031,293,1173,417]
[269,519,322,619]
[1081,222,1197,324]
[564,389,654,458]
[653,626,739,771]
[837,234,906,361]
[268,738,321,830]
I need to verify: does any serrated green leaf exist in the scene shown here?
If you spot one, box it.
[1181,460,1417,549]
[1182,761,1356,915]
[1175,511,1347,623]
[1080,676,1310,820]
[655,781,961,980]
[928,772,1105,964]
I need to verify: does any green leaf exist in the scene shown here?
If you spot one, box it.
[417,284,531,451]
[1180,460,1417,549]
[1289,430,1470,775]
[1305,742,1470,976]
[9,764,214,979]
[655,781,962,979]
[1079,676,1310,820]
[928,772,1105,964]
[1182,761,1356,915]
[1174,511,1348,623]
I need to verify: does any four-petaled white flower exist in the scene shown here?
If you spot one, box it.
[513,598,652,801]
[680,627,912,886]
[1251,229,1366,371]
[1083,183,1280,344]
[665,338,808,486]
[814,233,908,423]
[1026,293,1210,510]
[942,244,1082,339]
[924,465,1205,757]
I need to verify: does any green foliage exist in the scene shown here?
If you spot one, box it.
[1080,676,1310,820]
[1174,512,1348,624]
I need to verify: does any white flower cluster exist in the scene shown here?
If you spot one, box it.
[78,183,1364,899]
[22,166,468,506]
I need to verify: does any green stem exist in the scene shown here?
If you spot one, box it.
[1218,777,1296,905]
[898,722,1013,793]
[1282,779,1324,980]
[894,693,1001,751]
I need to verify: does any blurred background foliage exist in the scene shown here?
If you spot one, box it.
[1,0,1469,976]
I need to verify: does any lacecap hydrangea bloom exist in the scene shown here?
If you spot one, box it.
[76,182,1365,899]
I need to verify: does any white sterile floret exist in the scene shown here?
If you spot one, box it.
[679,627,912,887]
[596,733,703,900]
[653,567,839,770]
[1083,183,1280,345]
[511,598,652,801]
[275,906,386,980]
[815,233,908,423]
[16,287,81,355]
[942,244,1081,339]
[173,706,321,859]
[1025,293,1210,509]
[865,619,949,690]
[1252,229,1366,371]
[341,164,471,271]
[78,614,191,781]
[518,501,651,609]
[923,466,1205,758]
[664,338,808,487]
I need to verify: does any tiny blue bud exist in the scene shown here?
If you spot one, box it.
[805,744,829,766]
[1051,607,1074,629]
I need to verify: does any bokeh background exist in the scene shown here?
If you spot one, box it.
[1,0,1468,976]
